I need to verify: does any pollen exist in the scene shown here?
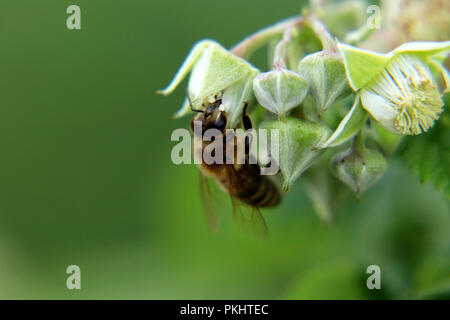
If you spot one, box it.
[207,95,216,103]
[366,54,444,135]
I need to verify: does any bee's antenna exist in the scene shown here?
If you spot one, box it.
[186,89,203,113]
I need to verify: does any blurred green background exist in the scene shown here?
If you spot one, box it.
[0,0,448,299]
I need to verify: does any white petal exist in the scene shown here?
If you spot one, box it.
[360,89,398,132]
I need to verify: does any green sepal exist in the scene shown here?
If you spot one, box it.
[337,42,391,90]
[261,117,331,191]
[298,51,352,113]
[337,41,450,91]
[222,70,259,128]
[157,40,259,120]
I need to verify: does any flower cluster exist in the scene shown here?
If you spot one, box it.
[158,1,449,218]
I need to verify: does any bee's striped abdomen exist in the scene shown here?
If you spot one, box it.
[232,164,280,208]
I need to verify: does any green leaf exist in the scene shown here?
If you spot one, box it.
[282,259,365,299]
[400,99,450,200]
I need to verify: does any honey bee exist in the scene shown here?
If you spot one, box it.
[188,93,281,237]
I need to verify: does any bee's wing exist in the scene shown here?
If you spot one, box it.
[231,199,268,240]
[226,166,268,239]
[198,172,221,231]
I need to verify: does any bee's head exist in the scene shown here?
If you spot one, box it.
[190,102,228,134]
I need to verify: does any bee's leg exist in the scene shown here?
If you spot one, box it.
[242,102,253,155]
[242,102,252,131]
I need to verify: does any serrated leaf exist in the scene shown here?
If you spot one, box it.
[400,101,450,200]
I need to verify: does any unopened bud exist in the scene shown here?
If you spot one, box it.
[261,117,331,192]
[253,69,309,116]
[298,51,352,114]
[330,144,386,196]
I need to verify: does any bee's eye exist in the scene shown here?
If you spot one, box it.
[215,113,227,132]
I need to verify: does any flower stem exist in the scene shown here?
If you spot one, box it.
[353,130,366,154]
[272,27,295,69]
[230,16,304,59]
[305,15,336,53]
[344,24,376,46]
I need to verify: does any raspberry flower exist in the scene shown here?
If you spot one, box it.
[338,41,450,135]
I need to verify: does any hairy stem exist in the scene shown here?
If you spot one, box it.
[344,24,376,46]
[353,130,366,154]
[273,27,295,69]
[230,16,304,59]
[305,15,336,53]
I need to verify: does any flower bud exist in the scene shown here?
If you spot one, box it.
[261,117,331,191]
[253,69,309,116]
[330,144,387,197]
[298,51,352,114]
